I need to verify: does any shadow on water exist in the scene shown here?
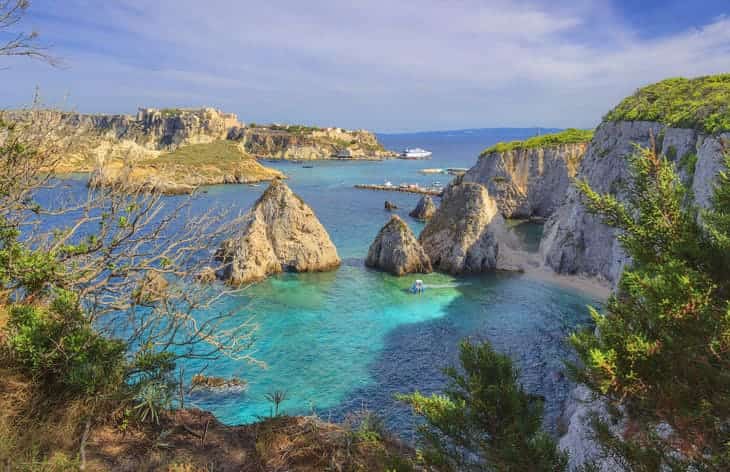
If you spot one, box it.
[321,271,596,441]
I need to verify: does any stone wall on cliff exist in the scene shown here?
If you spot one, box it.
[540,120,728,286]
[462,142,587,218]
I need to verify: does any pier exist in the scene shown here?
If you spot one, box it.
[354,183,443,196]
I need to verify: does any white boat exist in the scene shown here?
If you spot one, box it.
[400,148,432,159]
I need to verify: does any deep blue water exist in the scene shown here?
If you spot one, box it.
[44,129,594,439]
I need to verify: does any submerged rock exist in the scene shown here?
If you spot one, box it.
[216,180,340,285]
[419,182,516,274]
[365,215,432,276]
[408,195,437,220]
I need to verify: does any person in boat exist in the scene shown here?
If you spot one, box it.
[410,279,425,294]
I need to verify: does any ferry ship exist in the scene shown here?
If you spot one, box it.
[400,148,433,159]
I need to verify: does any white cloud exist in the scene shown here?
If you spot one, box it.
[4,0,730,131]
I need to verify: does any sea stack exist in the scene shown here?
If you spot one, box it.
[365,215,432,276]
[216,180,340,285]
[419,182,513,274]
[409,195,437,220]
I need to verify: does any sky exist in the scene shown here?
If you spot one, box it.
[1,0,729,132]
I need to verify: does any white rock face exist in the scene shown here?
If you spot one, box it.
[419,182,516,274]
[365,215,432,276]
[463,143,587,218]
[217,180,340,285]
[540,121,727,286]
[559,385,624,471]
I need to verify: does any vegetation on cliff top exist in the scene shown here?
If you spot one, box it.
[480,128,594,156]
[604,74,730,134]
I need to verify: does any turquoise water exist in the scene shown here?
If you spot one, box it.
[176,130,596,436]
[40,129,594,438]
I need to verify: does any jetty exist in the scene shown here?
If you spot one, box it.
[355,183,443,196]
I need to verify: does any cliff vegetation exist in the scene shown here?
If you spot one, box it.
[480,128,594,156]
[604,74,730,133]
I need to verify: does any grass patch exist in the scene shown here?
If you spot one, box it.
[151,140,252,166]
[480,128,594,156]
[603,73,730,133]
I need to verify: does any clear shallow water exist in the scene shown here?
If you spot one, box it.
[44,129,594,438]
[179,129,595,436]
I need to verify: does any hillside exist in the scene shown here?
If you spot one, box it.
[91,140,284,194]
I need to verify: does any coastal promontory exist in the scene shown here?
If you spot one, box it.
[365,215,432,276]
[216,180,340,285]
[462,129,591,219]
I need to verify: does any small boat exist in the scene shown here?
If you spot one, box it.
[410,279,425,294]
[400,148,433,159]
[303,165,314,168]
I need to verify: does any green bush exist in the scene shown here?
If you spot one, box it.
[572,144,730,469]
[398,339,567,471]
[5,290,126,396]
[603,74,730,134]
[481,128,594,156]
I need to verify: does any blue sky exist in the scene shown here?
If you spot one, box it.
[2,0,729,132]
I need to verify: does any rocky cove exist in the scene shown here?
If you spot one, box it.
[189,75,730,470]
[5,70,730,471]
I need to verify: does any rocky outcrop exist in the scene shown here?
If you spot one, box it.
[462,142,587,218]
[540,121,729,285]
[419,182,518,274]
[384,201,398,211]
[365,215,432,276]
[216,180,340,285]
[228,126,395,160]
[409,195,437,220]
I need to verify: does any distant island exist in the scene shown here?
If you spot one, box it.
[11,107,395,193]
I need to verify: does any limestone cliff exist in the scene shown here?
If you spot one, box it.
[228,126,395,160]
[216,180,340,285]
[540,121,729,285]
[409,195,437,220]
[419,182,518,274]
[462,142,587,218]
[365,215,432,276]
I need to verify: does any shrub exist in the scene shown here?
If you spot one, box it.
[603,74,730,134]
[4,290,126,396]
[398,339,567,471]
[481,128,594,156]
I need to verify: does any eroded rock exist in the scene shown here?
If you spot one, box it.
[216,180,340,285]
[409,195,437,220]
[419,182,516,274]
[365,215,432,276]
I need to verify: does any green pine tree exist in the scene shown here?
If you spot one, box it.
[571,141,730,470]
[397,339,568,471]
